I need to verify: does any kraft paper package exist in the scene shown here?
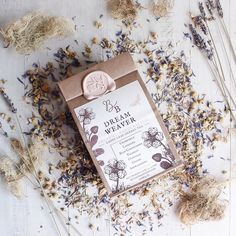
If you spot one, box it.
[59,52,182,197]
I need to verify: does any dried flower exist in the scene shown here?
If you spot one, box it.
[205,2,213,16]
[94,21,103,29]
[207,0,215,9]
[189,24,213,60]
[92,37,99,44]
[215,0,223,18]
[0,121,8,137]
[198,2,206,20]
[0,88,17,113]
[192,15,207,35]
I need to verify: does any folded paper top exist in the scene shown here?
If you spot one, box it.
[58,52,136,102]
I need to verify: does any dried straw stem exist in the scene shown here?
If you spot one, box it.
[204,21,236,122]
[217,17,236,65]
[214,22,236,89]
[13,115,63,236]
[207,60,236,124]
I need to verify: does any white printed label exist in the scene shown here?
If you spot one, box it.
[74,81,177,193]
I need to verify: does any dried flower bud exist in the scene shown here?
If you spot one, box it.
[0,88,17,113]
[193,15,208,35]
[207,0,215,9]
[189,24,213,60]
[216,0,223,18]
[205,2,213,16]
[0,120,8,137]
[198,2,206,20]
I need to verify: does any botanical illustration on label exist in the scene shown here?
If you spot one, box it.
[75,81,177,194]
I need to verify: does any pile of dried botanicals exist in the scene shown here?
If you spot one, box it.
[1,11,75,54]
[18,31,228,233]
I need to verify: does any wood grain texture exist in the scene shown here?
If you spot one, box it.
[0,0,235,235]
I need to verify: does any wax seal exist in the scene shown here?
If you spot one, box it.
[83,71,116,100]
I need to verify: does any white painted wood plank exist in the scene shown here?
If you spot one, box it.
[229,0,236,235]
[189,0,232,235]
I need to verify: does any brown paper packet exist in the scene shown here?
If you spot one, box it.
[59,52,183,197]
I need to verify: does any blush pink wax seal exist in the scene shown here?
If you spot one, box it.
[83,71,116,100]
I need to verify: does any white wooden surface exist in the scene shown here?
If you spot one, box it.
[0,0,236,235]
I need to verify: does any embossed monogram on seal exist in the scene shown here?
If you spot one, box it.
[83,71,116,100]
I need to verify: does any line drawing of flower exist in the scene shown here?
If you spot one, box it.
[104,159,127,192]
[142,127,176,170]
[78,107,104,164]
[142,127,164,148]
[78,107,95,126]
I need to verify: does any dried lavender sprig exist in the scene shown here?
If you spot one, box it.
[199,2,206,20]
[189,24,206,49]
[205,2,213,16]
[192,15,208,35]
[189,18,236,118]
[204,21,235,104]
[0,88,17,113]
[189,24,213,60]
[204,0,236,90]
[215,0,223,18]
[0,120,8,137]
[207,0,215,9]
